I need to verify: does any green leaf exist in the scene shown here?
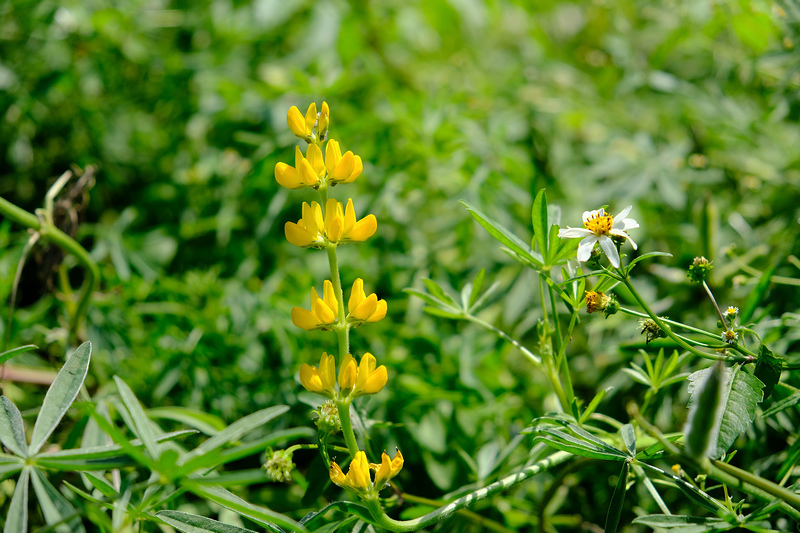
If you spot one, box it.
[0,453,24,479]
[531,428,627,461]
[34,430,197,470]
[147,406,226,436]
[626,251,673,270]
[0,397,27,457]
[0,344,38,365]
[603,460,630,533]
[179,406,289,471]
[632,514,728,528]
[83,472,119,498]
[468,268,486,309]
[114,375,161,460]
[422,278,456,306]
[30,467,85,533]
[621,424,636,456]
[5,466,29,533]
[579,387,611,424]
[29,342,92,455]
[300,501,374,528]
[462,201,544,268]
[157,510,260,533]
[190,484,307,533]
[761,391,800,418]
[754,344,781,400]
[531,189,549,260]
[686,364,765,459]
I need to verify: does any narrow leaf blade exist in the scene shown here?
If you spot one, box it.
[114,376,161,460]
[29,342,92,455]
[0,344,38,365]
[30,467,85,532]
[603,460,630,533]
[0,397,27,457]
[157,510,260,533]
[4,466,30,533]
[532,189,549,261]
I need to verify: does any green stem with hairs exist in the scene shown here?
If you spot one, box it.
[361,452,572,532]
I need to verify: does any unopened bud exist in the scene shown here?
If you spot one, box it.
[314,400,342,434]
[263,448,295,482]
[687,257,712,283]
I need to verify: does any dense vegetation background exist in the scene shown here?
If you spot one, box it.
[1,0,799,530]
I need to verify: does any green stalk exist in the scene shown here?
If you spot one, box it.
[362,452,572,532]
[619,274,751,363]
[0,195,99,335]
[336,400,360,457]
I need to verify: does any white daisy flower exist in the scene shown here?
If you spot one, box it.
[558,206,639,268]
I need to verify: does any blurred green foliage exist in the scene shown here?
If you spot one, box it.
[1,0,799,529]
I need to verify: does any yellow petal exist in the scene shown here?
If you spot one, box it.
[338,353,356,390]
[311,202,324,235]
[343,198,357,234]
[323,198,340,236]
[389,449,403,475]
[348,278,366,315]
[298,158,319,187]
[274,162,303,189]
[369,300,387,323]
[332,151,355,181]
[291,307,318,330]
[306,144,325,177]
[285,221,313,248]
[319,101,330,136]
[325,139,342,175]
[353,293,378,321]
[373,452,393,489]
[360,365,388,395]
[322,280,338,313]
[313,298,336,324]
[327,215,344,243]
[348,451,371,490]
[342,155,363,184]
[301,202,318,236]
[355,353,377,390]
[299,363,321,392]
[319,352,336,394]
[347,214,377,242]
[329,461,348,487]
[310,287,321,307]
[287,106,306,137]
[304,102,317,135]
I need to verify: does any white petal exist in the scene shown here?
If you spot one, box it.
[619,217,639,230]
[599,236,620,268]
[626,234,638,250]
[559,227,593,239]
[615,206,633,220]
[577,235,598,262]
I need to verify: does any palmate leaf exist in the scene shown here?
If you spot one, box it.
[686,364,764,459]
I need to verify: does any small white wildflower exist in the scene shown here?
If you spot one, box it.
[558,206,639,268]
[721,329,738,344]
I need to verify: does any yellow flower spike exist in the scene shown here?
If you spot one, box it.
[338,353,357,391]
[299,352,336,398]
[347,278,387,325]
[352,352,388,398]
[318,101,330,140]
[325,139,363,185]
[291,283,339,330]
[372,449,404,490]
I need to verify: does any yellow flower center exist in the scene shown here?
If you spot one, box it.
[584,212,614,235]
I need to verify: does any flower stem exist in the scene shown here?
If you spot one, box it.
[0,195,99,337]
[362,452,572,532]
[618,273,750,364]
[336,400,360,458]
